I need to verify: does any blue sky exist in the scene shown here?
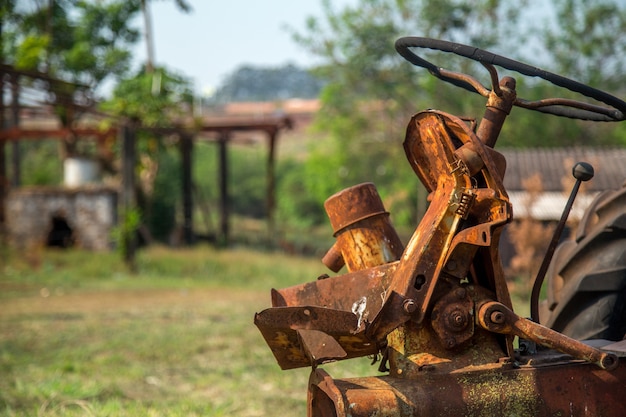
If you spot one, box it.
[132,1,357,96]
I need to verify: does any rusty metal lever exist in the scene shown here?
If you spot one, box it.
[530,162,595,322]
[477,301,618,370]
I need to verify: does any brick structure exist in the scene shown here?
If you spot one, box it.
[5,187,117,250]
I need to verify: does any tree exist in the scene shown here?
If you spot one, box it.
[3,0,140,90]
[295,0,626,150]
[293,0,527,127]
[535,0,626,146]
[2,0,142,160]
[101,67,193,127]
[490,0,626,148]
[211,63,326,103]
[542,0,626,89]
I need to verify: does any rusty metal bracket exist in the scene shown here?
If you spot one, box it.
[366,110,514,343]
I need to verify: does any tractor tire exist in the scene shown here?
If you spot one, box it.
[540,183,626,341]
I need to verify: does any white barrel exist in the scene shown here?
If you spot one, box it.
[64,157,100,187]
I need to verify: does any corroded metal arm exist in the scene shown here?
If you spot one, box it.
[477,301,618,370]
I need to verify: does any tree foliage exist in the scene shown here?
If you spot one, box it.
[2,0,140,90]
[100,67,193,242]
[542,0,626,89]
[211,64,326,103]
[536,0,626,146]
[101,67,193,127]
[293,0,626,150]
[293,0,527,128]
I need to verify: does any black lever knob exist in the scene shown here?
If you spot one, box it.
[573,161,594,182]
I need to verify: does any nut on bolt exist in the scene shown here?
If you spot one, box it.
[403,299,417,314]
[449,310,468,329]
[490,311,505,324]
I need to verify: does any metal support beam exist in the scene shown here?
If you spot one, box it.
[0,71,6,226]
[121,122,137,269]
[180,133,194,245]
[10,73,20,188]
[266,129,277,240]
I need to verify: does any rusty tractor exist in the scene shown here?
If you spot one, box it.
[255,37,626,416]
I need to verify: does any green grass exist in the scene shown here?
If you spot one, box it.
[1,245,533,416]
[0,246,378,416]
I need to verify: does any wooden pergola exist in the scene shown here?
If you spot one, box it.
[1,64,294,257]
[120,114,293,248]
[0,118,293,250]
[196,115,293,244]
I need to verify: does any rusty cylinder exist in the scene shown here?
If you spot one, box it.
[322,183,404,273]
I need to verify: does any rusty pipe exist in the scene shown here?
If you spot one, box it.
[475,76,517,148]
[308,362,626,417]
[322,183,404,273]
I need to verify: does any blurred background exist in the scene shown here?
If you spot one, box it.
[2,0,626,415]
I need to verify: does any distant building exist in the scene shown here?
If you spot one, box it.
[501,147,626,220]
[219,99,319,132]
[498,147,626,269]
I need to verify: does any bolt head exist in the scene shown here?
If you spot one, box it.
[403,299,417,314]
[448,310,468,329]
[490,311,505,324]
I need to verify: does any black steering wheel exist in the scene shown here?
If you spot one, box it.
[395,37,626,122]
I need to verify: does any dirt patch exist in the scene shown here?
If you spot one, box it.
[0,288,265,318]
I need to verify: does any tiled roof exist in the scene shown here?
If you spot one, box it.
[500,147,626,192]
[222,99,320,116]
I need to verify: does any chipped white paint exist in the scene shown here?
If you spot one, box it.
[352,296,367,331]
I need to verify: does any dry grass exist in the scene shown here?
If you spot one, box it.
[0,246,375,416]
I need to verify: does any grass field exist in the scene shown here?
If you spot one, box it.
[0,246,379,416]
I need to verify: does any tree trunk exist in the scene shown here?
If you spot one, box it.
[141,0,155,73]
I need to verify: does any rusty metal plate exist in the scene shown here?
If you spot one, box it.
[271,262,396,314]
[254,306,378,370]
[256,257,396,369]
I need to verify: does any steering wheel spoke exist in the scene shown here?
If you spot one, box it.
[515,97,622,120]
[437,67,491,97]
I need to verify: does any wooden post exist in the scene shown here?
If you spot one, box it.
[10,73,20,188]
[218,132,229,246]
[266,129,277,241]
[121,122,137,269]
[180,133,194,245]
[0,71,6,227]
